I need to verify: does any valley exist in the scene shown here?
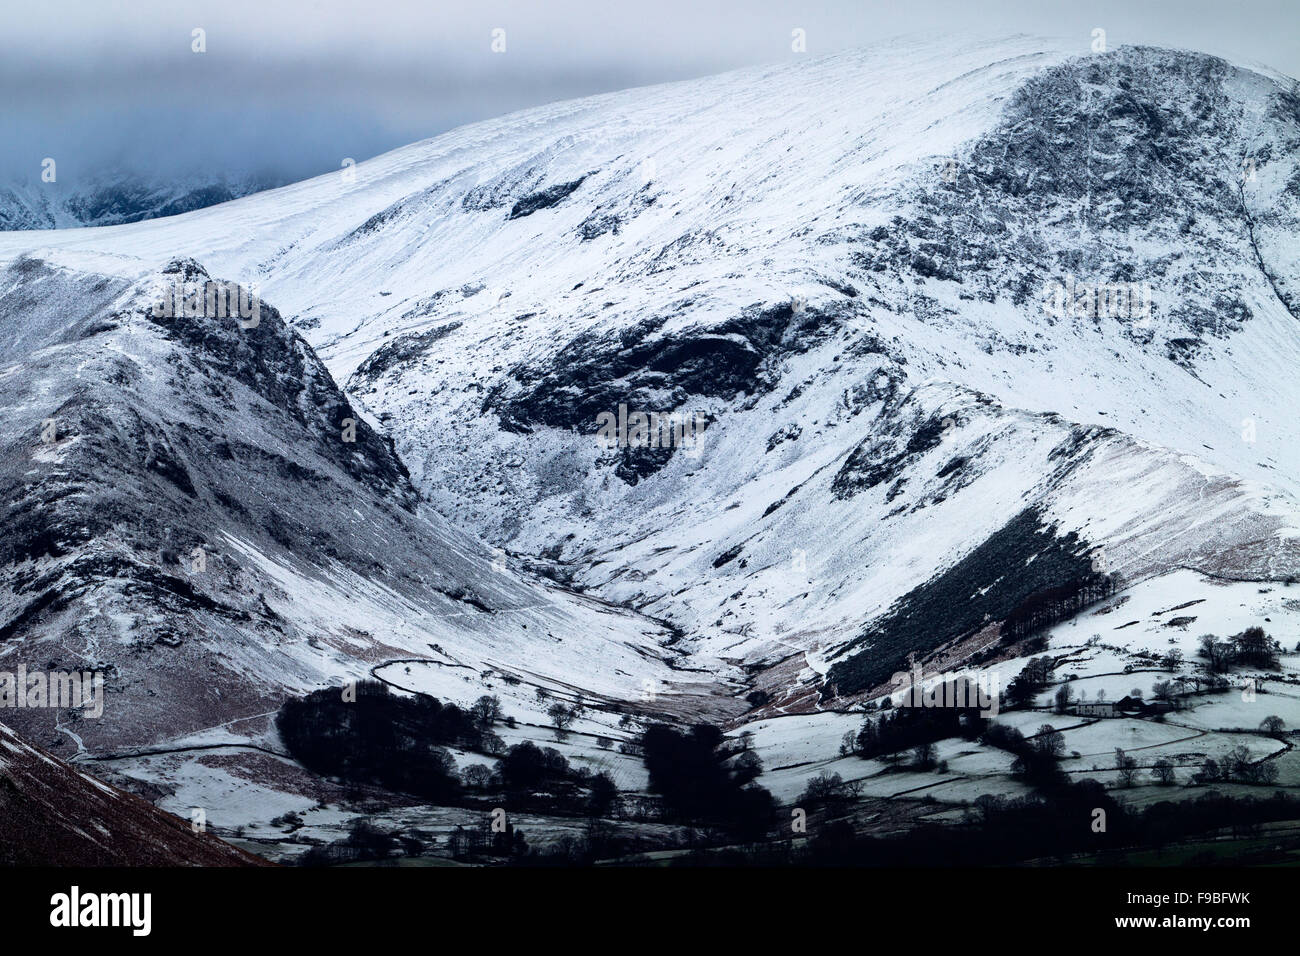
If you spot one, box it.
[1,35,1299,865]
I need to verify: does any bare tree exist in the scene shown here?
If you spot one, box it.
[1115,747,1138,787]
[1195,757,1221,784]
[463,764,494,789]
[1035,725,1066,759]
[1151,758,1175,786]
[471,694,502,729]
[912,741,937,770]
[1260,715,1286,736]
[1198,634,1233,674]
[1223,745,1253,781]
[547,702,575,739]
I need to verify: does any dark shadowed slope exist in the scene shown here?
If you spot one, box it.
[0,721,268,866]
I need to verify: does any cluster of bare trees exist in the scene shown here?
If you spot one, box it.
[1007,656,1054,707]
[1193,745,1280,786]
[797,771,866,813]
[1198,626,1281,673]
[1115,730,1286,789]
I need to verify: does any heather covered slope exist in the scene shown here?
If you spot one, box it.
[0,721,267,866]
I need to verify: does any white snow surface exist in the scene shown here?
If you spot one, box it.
[2,36,1299,829]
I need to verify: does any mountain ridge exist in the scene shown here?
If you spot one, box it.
[1,36,1299,849]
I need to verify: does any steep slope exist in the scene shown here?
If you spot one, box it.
[1,37,1297,720]
[0,720,267,866]
[0,251,716,770]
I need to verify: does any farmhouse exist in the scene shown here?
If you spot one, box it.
[1075,700,1120,718]
[1073,695,1149,719]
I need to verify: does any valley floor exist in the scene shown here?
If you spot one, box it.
[75,567,1300,866]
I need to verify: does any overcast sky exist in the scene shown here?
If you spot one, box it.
[1,0,1295,187]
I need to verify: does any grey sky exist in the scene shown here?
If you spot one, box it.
[2,0,1295,187]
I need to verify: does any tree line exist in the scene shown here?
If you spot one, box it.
[1001,572,1119,641]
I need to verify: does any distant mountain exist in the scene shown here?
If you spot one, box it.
[0,172,283,230]
[25,38,1290,702]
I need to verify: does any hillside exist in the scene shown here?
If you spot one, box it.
[0,720,266,866]
[1,36,1298,854]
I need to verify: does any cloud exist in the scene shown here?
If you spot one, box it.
[0,0,1293,188]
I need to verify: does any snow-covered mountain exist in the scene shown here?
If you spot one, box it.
[0,252,717,762]
[3,36,1300,845]
[0,171,282,230]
